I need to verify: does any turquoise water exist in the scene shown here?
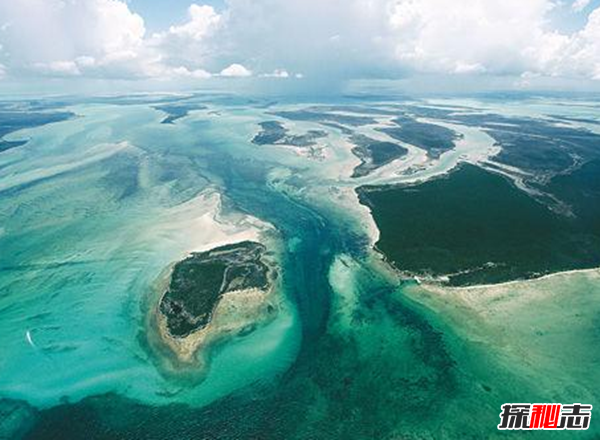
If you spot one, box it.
[0,102,310,410]
[1,96,599,439]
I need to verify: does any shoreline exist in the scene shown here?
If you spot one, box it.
[144,190,283,380]
[355,159,600,289]
[421,265,600,293]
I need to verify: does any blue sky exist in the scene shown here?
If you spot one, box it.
[1,0,600,93]
[129,0,600,33]
[128,0,226,32]
[549,0,600,31]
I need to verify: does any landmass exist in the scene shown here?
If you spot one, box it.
[378,115,461,158]
[349,134,408,178]
[153,103,208,124]
[154,240,279,364]
[272,109,376,127]
[396,105,600,179]
[549,114,600,126]
[358,163,600,285]
[252,120,327,147]
[0,108,74,152]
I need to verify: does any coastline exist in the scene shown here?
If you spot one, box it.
[143,190,283,380]
[421,265,600,293]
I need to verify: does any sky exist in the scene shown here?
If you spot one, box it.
[1,0,600,94]
[127,0,226,32]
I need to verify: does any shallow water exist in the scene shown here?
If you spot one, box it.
[0,102,308,411]
[1,95,599,439]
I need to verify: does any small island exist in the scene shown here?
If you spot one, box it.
[379,115,461,159]
[153,103,207,124]
[350,134,408,178]
[0,107,74,152]
[153,240,279,367]
[252,120,327,147]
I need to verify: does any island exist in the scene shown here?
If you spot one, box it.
[397,106,600,178]
[379,115,461,158]
[153,103,208,124]
[252,120,327,147]
[153,240,279,366]
[271,109,376,127]
[349,134,408,178]
[0,107,74,152]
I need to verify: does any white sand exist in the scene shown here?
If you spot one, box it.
[150,189,281,366]
[153,189,274,256]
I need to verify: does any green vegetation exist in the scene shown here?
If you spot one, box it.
[0,109,74,152]
[359,163,600,285]
[272,110,376,127]
[380,116,460,158]
[401,106,600,175]
[159,241,271,337]
[252,121,287,144]
[252,120,327,147]
[153,103,207,124]
[544,159,600,234]
[350,134,408,177]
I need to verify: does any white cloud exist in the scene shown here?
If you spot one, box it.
[551,7,600,79]
[388,0,557,74]
[218,0,395,81]
[147,4,221,74]
[1,0,600,84]
[453,62,486,74]
[0,0,147,77]
[167,66,212,79]
[164,4,221,40]
[260,69,290,78]
[0,0,220,80]
[76,56,97,68]
[33,60,81,76]
[220,63,252,77]
[382,0,600,81]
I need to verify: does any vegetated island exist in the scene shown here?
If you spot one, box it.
[0,108,74,152]
[153,240,279,367]
[153,103,208,124]
[397,105,600,179]
[378,115,462,159]
[358,163,600,286]
[252,120,327,147]
[271,109,376,127]
[349,134,408,178]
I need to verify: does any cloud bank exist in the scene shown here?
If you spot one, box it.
[1,0,600,85]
